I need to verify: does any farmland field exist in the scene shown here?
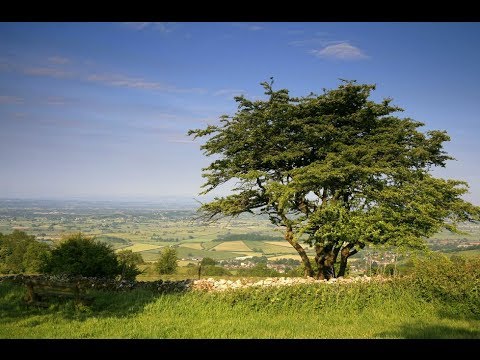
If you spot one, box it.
[0,198,479,273]
[119,243,163,253]
[212,240,252,252]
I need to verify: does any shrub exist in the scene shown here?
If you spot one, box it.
[410,252,480,314]
[188,265,231,277]
[155,247,178,275]
[117,249,144,281]
[41,232,120,278]
[200,257,217,266]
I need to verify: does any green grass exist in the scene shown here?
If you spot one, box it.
[1,277,478,339]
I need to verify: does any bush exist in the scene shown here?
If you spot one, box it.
[117,249,144,281]
[200,257,217,266]
[155,247,178,275]
[188,265,231,277]
[0,230,51,274]
[410,252,480,314]
[41,232,120,278]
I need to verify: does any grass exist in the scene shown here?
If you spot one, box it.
[1,276,479,339]
[212,241,252,252]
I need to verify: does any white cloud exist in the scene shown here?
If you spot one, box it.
[87,73,206,94]
[48,56,70,65]
[0,95,23,104]
[45,96,69,105]
[23,66,74,78]
[213,89,246,97]
[123,22,175,33]
[311,42,368,60]
[232,23,264,32]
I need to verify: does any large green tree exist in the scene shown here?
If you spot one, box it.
[188,79,479,279]
[0,230,50,274]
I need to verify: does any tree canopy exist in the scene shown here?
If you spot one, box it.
[0,230,50,274]
[188,79,480,279]
[155,247,178,275]
[41,232,120,278]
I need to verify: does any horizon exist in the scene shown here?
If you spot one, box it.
[1,22,479,205]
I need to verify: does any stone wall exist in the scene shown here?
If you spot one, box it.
[0,274,191,293]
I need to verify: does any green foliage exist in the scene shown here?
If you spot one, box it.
[117,249,144,281]
[236,263,280,277]
[41,232,120,278]
[410,253,480,314]
[200,257,217,266]
[0,230,51,274]
[189,79,480,278]
[155,247,178,275]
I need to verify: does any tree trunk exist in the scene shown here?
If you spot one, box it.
[337,243,361,278]
[338,246,350,278]
[285,227,313,277]
[315,245,342,280]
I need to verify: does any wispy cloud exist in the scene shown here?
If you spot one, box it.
[44,96,70,105]
[0,95,24,104]
[23,66,74,78]
[232,23,264,31]
[213,89,246,98]
[123,22,176,33]
[310,42,369,60]
[48,56,70,65]
[87,73,206,94]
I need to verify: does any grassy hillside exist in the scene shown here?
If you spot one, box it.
[1,254,479,339]
[0,277,478,339]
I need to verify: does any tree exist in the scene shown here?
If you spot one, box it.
[117,249,144,281]
[188,79,480,279]
[41,232,120,278]
[0,230,50,274]
[155,247,178,275]
[200,257,217,266]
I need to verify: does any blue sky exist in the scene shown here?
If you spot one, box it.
[0,22,479,205]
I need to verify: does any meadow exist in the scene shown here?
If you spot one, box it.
[1,271,479,339]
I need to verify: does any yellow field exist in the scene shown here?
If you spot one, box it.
[212,240,252,252]
[268,254,302,261]
[117,243,163,253]
[231,251,264,257]
[264,241,291,248]
[179,243,204,250]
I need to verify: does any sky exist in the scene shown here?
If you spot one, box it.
[0,22,479,205]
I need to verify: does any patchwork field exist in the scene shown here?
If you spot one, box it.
[119,243,163,253]
[212,240,252,252]
[264,241,292,248]
[1,199,479,270]
[179,243,204,250]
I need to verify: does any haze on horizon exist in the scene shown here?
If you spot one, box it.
[1,22,479,205]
